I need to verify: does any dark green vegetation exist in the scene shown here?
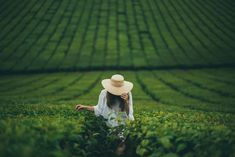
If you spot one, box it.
[0,0,235,72]
[0,0,235,156]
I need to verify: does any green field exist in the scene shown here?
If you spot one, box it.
[0,0,235,156]
[0,0,235,71]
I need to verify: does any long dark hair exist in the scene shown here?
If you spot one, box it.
[106,92,129,115]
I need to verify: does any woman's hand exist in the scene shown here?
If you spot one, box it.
[75,104,86,111]
[75,104,94,111]
[120,93,129,103]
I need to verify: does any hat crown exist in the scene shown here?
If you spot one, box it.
[111,74,124,82]
[111,74,124,87]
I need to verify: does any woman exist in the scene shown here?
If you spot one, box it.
[75,74,134,155]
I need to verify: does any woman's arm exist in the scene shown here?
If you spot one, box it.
[121,92,134,120]
[75,104,94,111]
[75,90,106,115]
[121,93,130,115]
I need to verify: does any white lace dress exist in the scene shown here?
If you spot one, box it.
[94,89,134,127]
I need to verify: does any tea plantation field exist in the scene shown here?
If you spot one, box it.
[1,69,235,156]
[0,0,235,156]
[0,0,235,72]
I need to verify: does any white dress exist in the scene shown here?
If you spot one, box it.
[94,89,134,127]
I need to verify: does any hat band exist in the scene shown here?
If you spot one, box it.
[111,80,124,87]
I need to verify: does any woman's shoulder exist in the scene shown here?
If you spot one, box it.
[100,89,107,96]
[101,89,107,93]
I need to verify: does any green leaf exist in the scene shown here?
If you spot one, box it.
[160,136,172,149]
[177,143,186,152]
[163,153,178,157]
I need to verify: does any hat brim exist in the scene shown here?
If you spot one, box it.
[101,79,133,95]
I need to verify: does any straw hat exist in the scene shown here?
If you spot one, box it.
[101,74,133,95]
